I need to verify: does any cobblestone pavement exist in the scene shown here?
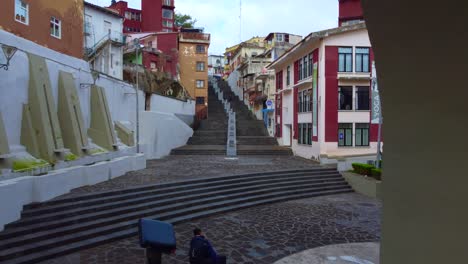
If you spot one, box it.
[57,155,323,198]
[43,193,381,264]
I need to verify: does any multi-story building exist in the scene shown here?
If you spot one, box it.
[264,33,302,61]
[267,0,379,162]
[84,2,125,79]
[178,29,210,117]
[123,32,179,79]
[0,0,83,58]
[108,0,176,33]
[207,55,225,77]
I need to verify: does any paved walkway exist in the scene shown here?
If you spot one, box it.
[274,242,379,264]
[57,155,324,198]
[43,193,381,264]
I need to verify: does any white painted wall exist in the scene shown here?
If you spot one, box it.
[84,5,124,79]
[150,94,195,125]
[139,111,193,159]
[226,69,242,98]
[0,30,190,159]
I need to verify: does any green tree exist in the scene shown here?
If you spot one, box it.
[175,12,197,28]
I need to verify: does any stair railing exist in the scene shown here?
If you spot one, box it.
[226,111,237,157]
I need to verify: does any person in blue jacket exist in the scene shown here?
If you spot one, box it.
[189,228,226,264]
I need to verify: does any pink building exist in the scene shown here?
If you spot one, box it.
[267,0,381,163]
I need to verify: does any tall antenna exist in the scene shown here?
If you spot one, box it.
[239,0,242,42]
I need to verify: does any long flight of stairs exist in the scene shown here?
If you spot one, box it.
[0,168,352,264]
[171,86,228,155]
[172,80,292,156]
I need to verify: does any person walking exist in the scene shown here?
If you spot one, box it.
[189,228,227,264]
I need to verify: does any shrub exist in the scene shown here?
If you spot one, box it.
[12,159,49,172]
[352,163,374,176]
[65,153,78,162]
[371,168,382,181]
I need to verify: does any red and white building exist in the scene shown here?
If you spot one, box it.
[267,0,381,162]
[109,0,176,33]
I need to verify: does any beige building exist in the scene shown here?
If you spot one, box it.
[178,29,210,117]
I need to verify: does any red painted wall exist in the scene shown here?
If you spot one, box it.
[142,0,175,32]
[293,87,298,139]
[339,0,364,26]
[325,46,339,142]
[109,2,142,33]
[369,48,382,142]
[312,49,319,142]
[156,33,179,78]
[294,61,299,84]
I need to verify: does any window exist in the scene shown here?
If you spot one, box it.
[196,97,205,105]
[308,53,313,77]
[304,90,311,112]
[162,9,173,19]
[196,62,205,71]
[338,86,353,110]
[150,62,156,69]
[356,47,370,72]
[163,20,173,28]
[338,47,353,72]
[298,123,312,145]
[286,66,291,86]
[276,34,284,42]
[298,59,303,80]
[298,92,303,113]
[15,0,28,24]
[196,45,206,53]
[355,123,370,146]
[50,17,61,39]
[356,86,370,110]
[125,11,131,19]
[338,123,353,147]
[196,80,205,88]
[303,57,308,79]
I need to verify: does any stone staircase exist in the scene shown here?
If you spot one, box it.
[218,80,292,156]
[171,87,228,155]
[172,80,292,156]
[0,168,352,264]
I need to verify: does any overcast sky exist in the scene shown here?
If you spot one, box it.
[87,0,338,55]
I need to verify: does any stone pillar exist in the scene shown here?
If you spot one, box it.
[361,0,468,263]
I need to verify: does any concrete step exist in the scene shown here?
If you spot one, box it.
[0,169,350,264]
[3,187,352,264]
[187,136,226,145]
[237,136,278,145]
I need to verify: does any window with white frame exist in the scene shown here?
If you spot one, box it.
[286,66,291,86]
[355,86,370,110]
[355,47,370,72]
[276,34,284,42]
[196,62,205,71]
[163,20,173,28]
[15,0,29,24]
[298,123,312,145]
[355,123,370,146]
[196,80,205,88]
[162,9,173,19]
[50,17,61,39]
[298,90,312,113]
[338,47,353,72]
[338,123,353,147]
[338,86,353,110]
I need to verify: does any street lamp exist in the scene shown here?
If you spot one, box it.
[133,38,144,153]
[0,45,17,71]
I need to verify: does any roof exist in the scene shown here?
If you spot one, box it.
[264,32,302,41]
[267,22,367,69]
[84,1,123,19]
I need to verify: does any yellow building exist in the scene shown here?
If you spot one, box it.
[178,29,211,117]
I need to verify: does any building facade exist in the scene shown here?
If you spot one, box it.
[84,2,125,79]
[207,55,225,77]
[109,0,176,33]
[268,21,380,161]
[178,29,210,116]
[124,32,179,79]
[0,0,84,58]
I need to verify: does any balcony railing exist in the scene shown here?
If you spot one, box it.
[180,32,211,41]
[162,0,174,7]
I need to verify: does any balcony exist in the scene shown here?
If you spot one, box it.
[179,32,211,44]
[162,0,174,8]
